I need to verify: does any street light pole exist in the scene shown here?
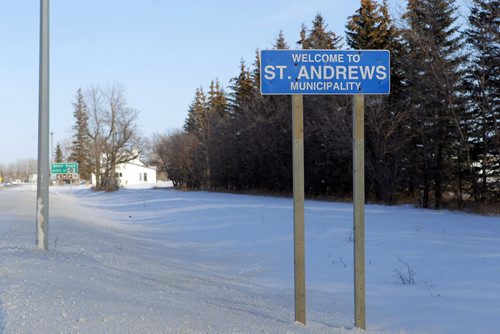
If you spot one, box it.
[36,0,50,250]
[50,131,54,164]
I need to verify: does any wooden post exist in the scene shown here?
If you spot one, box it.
[353,94,366,329]
[292,94,306,325]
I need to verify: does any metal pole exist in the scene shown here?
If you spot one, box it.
[353,94,366,329]
[36,0,50,250]
[50,131,54,164]
[292,94,306,325]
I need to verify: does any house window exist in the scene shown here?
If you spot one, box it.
[144,173,148,182]
[139,173,142,181]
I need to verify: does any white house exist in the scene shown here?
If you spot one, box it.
[91,158,157,187]
[116,158,157,187]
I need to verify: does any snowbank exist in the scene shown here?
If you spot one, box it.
[1,185,499,333]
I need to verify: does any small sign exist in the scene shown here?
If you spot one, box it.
[260,49,390,95]
[51,162,79,175]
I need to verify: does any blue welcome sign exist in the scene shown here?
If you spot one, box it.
[260,49,390,95]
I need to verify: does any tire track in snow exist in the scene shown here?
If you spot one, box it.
[0,213,17,244]
[0,190,25,243]
[0,190,11,334]
[0,309,4,334]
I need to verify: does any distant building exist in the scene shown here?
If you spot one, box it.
[91,158,157,187]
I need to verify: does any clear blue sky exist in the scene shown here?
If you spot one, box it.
[0,0,463,163]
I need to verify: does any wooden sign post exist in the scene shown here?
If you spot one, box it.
[260,49,389,330]
[292,94,306,324]
[353,94,366,329]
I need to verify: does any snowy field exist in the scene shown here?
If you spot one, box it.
[0,185,499,333]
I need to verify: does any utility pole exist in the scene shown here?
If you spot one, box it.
[36,0,50,250]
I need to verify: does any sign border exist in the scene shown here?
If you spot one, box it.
[51,162,79,175]
[260,49,391,96]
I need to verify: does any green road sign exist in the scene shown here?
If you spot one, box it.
[51,162,79,175]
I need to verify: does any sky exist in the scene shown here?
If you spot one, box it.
[0,0,465,164]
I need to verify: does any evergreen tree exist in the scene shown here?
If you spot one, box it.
[346,0,408,204]
[347,0,405,95]
[228,60,256,118]
[347,0,384,49]
[462,0,500,203]
[251,50,262,90]
[55,143,64,163]
[184,88,209,138]
[69,88,92,180]
[274,30,288,49]
[208,79,228,119]
[403,0,465,208]
[298,14,343,49]
[183,87,212,187]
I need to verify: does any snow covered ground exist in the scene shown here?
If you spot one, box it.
[0,185,499,333]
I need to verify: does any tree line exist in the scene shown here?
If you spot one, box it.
[0,159,37,183]
[151,0,498,211]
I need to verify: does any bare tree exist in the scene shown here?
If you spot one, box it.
[86,84,141,191]
[86,86,106,189]
[151,133,170,179]
[103,84,141,191]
